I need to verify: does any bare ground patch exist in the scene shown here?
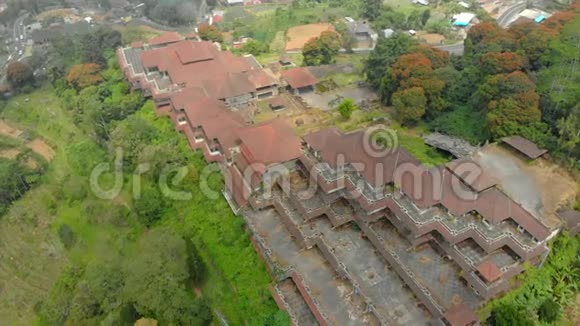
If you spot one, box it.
[477,145,577,228]
[285,23,334,51]
[26,139,55,161]
[0,149,20,159]
[0,120,54,162]
[0,121,23,138]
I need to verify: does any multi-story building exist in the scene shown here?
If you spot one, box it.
[117,32,279,110]
[118,34,558,326]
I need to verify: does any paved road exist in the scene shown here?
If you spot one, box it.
[497,2,527,27]
[4,14,29,68]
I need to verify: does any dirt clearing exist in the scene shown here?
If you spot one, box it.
[476,144,577,228]
[0,120,54,162]
[0,121,23,138]
[26,139,55,161]
[285,23,334,51]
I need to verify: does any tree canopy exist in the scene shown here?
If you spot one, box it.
[364,4,580,168]
[302,31,341,66]
[7,62,34,89]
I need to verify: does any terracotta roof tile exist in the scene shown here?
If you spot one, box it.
[304,127,552,241]
[149,32,183,46]
[502,136,547,159]
[477,261,503,283]
[443,304,478,326]
[282,67,319,89]
[237,118,303,166]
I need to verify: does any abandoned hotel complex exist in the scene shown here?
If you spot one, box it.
[118,33,561,326]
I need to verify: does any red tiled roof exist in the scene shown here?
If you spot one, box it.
[446,158,498,192]
[398,167,550,240]
[185,32,198,39]
[304,128,419,188]
[443,304,478,326]
[246,68,277,89]
[268,96,286,108]
[282,67,319,89]
[237,118,303,166]
[202,73,255,100]
[149,32,183,46]
[212,15,223,24]
[173,41,216,64]
[139,40,255,97]
[304,127,552,241]
[502,136,547,159]
[477,261,503,283]
[170,87,208,110]
[180,96,244,151]
[131,41,143,48]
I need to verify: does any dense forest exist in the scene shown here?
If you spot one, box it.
[366,3,580,169]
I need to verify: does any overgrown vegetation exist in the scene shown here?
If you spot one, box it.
[481,233,580,325]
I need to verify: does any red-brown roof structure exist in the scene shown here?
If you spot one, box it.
[149,32,183,46]
[477,261,503,283]
[443,304,478,326]
[446,158,498,192]
[502,136,547,159]
[304,127,551,241]
[282,67,319,89]
[304,128,419,188]
[238,118,303,166]
[181,96,245,151]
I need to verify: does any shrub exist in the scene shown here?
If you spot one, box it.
[58,224,76,249]
[538,298,560,323]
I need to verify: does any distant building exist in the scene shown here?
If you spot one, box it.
[452,12,476,27]
[226,0,244,5]
[518,8,551,23]
[346,20,378,49]
[281,67,319,95]
[413,0,429,5]
[383,28,395,38]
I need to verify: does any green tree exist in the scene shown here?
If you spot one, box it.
[361,0,383,20]
[337,98,357,119]
[538,298,560,322]
[198,23,223,43]
[365,34,418,89]
[263,310,291,325]
[58,224,77,249]
[110,116,158,167]
[421,9,431,26]
[124,228,212,325]
[392,87,427,124]
[487,304,534,326]
[0,158,37,214]
[133,186,166,227]
[478,71,541,138]
[556,113,580,162]
[302,31,341,66]
[241,39,269,56]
